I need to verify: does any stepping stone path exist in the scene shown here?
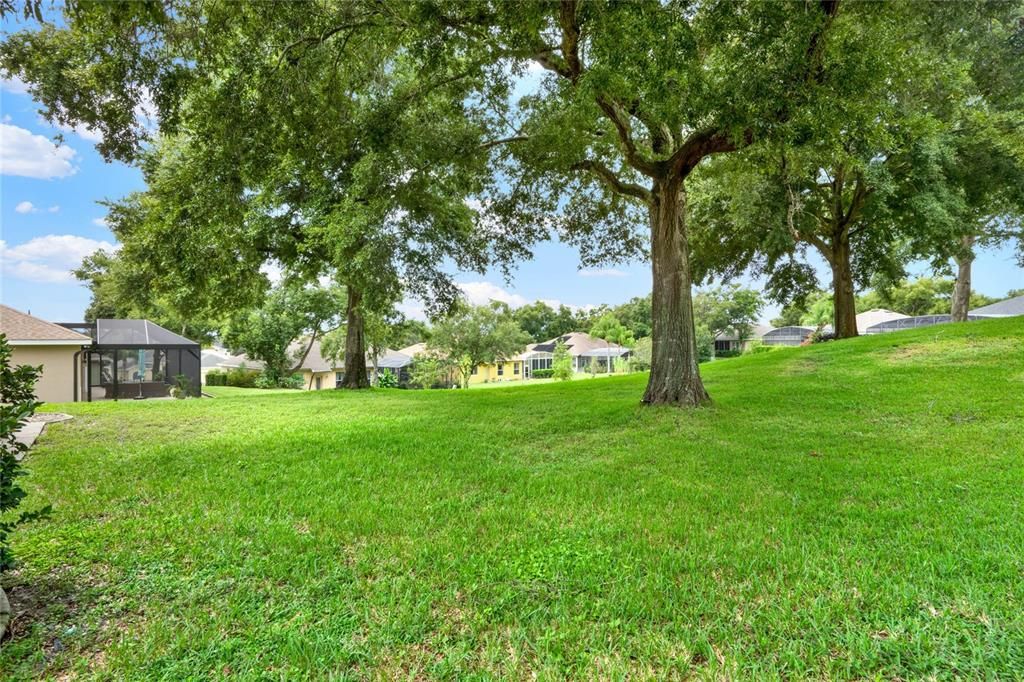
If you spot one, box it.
[13,413,73,461]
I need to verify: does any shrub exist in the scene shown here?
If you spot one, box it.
[714,349,742,359]
[532,368,554,379]
[552,341,573,381]
[409,357,456,389]
[283,374,304,389]
[377,369,398,388]
[0,335,51,573]
[205,369,227,386]
[170,374,192,399]
[226,366,259,388]
[811,328,837,344]
[743,340,775,355]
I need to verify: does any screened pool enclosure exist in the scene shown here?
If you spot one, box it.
[64,319,202,401]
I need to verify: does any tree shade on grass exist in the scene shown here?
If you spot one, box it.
[2,318,1022,678]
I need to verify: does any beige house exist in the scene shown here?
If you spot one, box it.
[294,339,413,389]
[1,305,91,403]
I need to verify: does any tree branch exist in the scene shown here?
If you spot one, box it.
[574,159,652,202]
[667,128,750,178]
[480,135,530,150]
[596,96,663,177]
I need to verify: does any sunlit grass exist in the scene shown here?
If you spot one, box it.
[2,318,1022,679]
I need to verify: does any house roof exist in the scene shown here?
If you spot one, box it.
[0,305,92,343]
[855,309,908,334]
[763,325,814,337]
[201,348,265,370]
[293,339,412,372]
[94,319,199,347]
[715,323,774,342]
[525,331,630,357]
[971,294,1024,317]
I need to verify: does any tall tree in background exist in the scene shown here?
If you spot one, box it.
[1,2,520,390]
[411,0,936,404]
[429,303,531,389]
[690,3,1024,335]
[589,312,634,372]
[692,286,764,343]
[222,280,345,386]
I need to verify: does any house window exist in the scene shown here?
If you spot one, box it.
[497,363,504,376]
[471,365,478,375]
[335,371,344,388]
[714,340,733,352]
[513,362,520,375]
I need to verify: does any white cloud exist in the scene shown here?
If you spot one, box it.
[457,281,528,308]
[13,201,57,214]
[396,299,427,321]
[1,234,116,284]
[578,268,627,278]
[0,123,78,179]
[0,76,29,95]
[91,217,109,228]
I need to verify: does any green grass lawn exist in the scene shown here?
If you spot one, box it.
[3,319,1023,679]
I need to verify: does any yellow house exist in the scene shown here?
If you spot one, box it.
[467,358,524,385]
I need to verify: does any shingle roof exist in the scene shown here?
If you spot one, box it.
[293,338,411,372]
[971,294,1024,317]
[526,331,629,357]
[201,348,265,370]
[0,305,92,342]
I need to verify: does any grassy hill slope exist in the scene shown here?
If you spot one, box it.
[3,318,1023,679]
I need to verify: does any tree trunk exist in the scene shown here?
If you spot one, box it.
[642,179,710,407]
[830,240,858,339]
[951,233,975,322]
[340,288,370,389]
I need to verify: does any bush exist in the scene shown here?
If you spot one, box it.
[253,373,279,389]
[552,340,573,381]
[283,374,304,389]
[205,369,227,386]
[376,369,398,388]
[226,366,259,388]
[744,341,775,355]
[714,349,742,358]
[532,368,554,379]
[170,374,193,399]
[811,328,837,344]
[0,335,51,573]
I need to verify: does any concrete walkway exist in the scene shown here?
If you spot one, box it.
[13,413,73,460]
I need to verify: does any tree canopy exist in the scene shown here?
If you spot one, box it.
[428,303,531,389]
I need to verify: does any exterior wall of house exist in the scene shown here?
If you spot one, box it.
[299,370,336,390]
[11,343,81,403]
[468,360,524,385]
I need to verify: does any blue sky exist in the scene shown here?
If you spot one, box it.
[3,74,1022,326]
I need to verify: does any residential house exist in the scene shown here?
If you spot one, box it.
[520,332,631,378]
[970,294,1024,318]
[201,347,264,382]
[762,326,815,346]
[295,339,413,389]
[1,306,202,402]
[1,305,92,403]
[713,323,773,354]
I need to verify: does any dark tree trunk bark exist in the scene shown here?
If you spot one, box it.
[830,239,858,339]
[642,179,710,407]
[951,233,975,322]
[340,287,370,389]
